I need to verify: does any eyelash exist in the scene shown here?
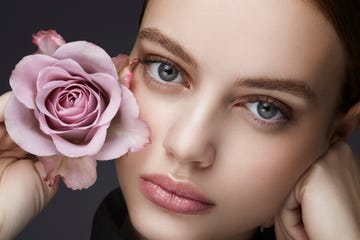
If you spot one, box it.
[137,54,293,129]
[138,55,190,90]
[235,95,293,128]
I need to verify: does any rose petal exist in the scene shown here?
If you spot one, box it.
[35,65,88,122]
[59,156,97,190]
[53,41,118,79]
[35,110,92,141]
[95,85,150,160]
[10,54,57,109]
[36,63,85,91]
[52,58,92,81]
[118,85,140,119]
[50,124,109,157]
[35,81,97,136]
[4,94,58,156]
[90,72,122,125]
[32,30,66,56]
[39,155,62,186]
[35,84,102,140]
[95,116,150,160]
[40,155,97,190]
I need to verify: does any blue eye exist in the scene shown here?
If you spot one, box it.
[148,62,183,83]
[246,101,284,120]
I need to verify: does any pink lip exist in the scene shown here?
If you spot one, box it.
[140,174,215,214]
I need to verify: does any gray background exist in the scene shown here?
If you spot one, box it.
[0,1,359,239]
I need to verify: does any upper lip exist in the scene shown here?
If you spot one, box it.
[141,174,215,205]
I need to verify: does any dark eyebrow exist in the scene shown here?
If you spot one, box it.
[138,27,197,68]
[236,78,317,102]
[138,28,316,102]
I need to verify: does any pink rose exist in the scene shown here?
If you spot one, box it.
[32,30,66,55]
[4,30,150,190]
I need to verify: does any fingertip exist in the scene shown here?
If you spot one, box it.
[34,161,59,201]
[0,91,12,122]
[112,54,129,72]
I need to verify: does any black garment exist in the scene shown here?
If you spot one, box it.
[91,188,276,240]
[91,188,127,240]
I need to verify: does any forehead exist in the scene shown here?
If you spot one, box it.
[141,0,344,86]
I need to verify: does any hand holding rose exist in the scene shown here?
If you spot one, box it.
[4,30,150,190]
[0,30,149,239]
[0,92,59,240]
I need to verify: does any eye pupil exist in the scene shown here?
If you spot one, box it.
[257,102,278,119]
[158,63,178,82]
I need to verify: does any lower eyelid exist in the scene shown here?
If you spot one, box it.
[242,108,287,129]
[143,62,192,92]
[233,102,288,130]
[246,102,284,120]
[237,96,292,117]
[139,54,192,84]
[141,65,186,93]
[144,67,171,88]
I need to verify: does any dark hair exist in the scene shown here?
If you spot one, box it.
[311,0,360,112]
[140,0,360,112]
[139,0,148,25]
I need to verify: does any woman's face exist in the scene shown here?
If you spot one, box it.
[116,0,345,239]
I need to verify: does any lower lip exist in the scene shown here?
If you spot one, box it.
[140,178,213,214]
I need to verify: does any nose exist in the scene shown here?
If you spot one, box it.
[163,99,217,169]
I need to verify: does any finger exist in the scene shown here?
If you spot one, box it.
[0,94,28,158]
[112,53,129,71]
[275,189,309,240]
[112,54,132,87]
[0,159,59,239]
[274,216,293,240]
[293,142,360,239]
[34,161,59,202]
[113,54,140,88]
[0,123,17,151]
[0,92,12,123]
[0,120,28,160]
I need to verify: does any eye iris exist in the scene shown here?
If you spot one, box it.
[158,63,178,82]
[257,102,278,119]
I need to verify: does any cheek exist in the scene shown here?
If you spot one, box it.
[212,124,327,221]
[121,72,331,229]
[115,74,175,190]
[130,75,177,147]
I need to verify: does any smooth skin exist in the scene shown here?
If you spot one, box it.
[0,0,360,239]
[116,0,360,239]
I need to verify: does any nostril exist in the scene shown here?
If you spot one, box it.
[162,105,218,168]
[164,140,216,169]
[196,146,216,169]
[165,146,177,160]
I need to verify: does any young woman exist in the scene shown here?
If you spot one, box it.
[1,0,360,239]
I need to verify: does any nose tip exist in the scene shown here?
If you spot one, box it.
[163,124,216,168]
[162,94,220,170]
[164,142,216,169]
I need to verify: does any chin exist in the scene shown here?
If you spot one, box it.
[127,203,255,240]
